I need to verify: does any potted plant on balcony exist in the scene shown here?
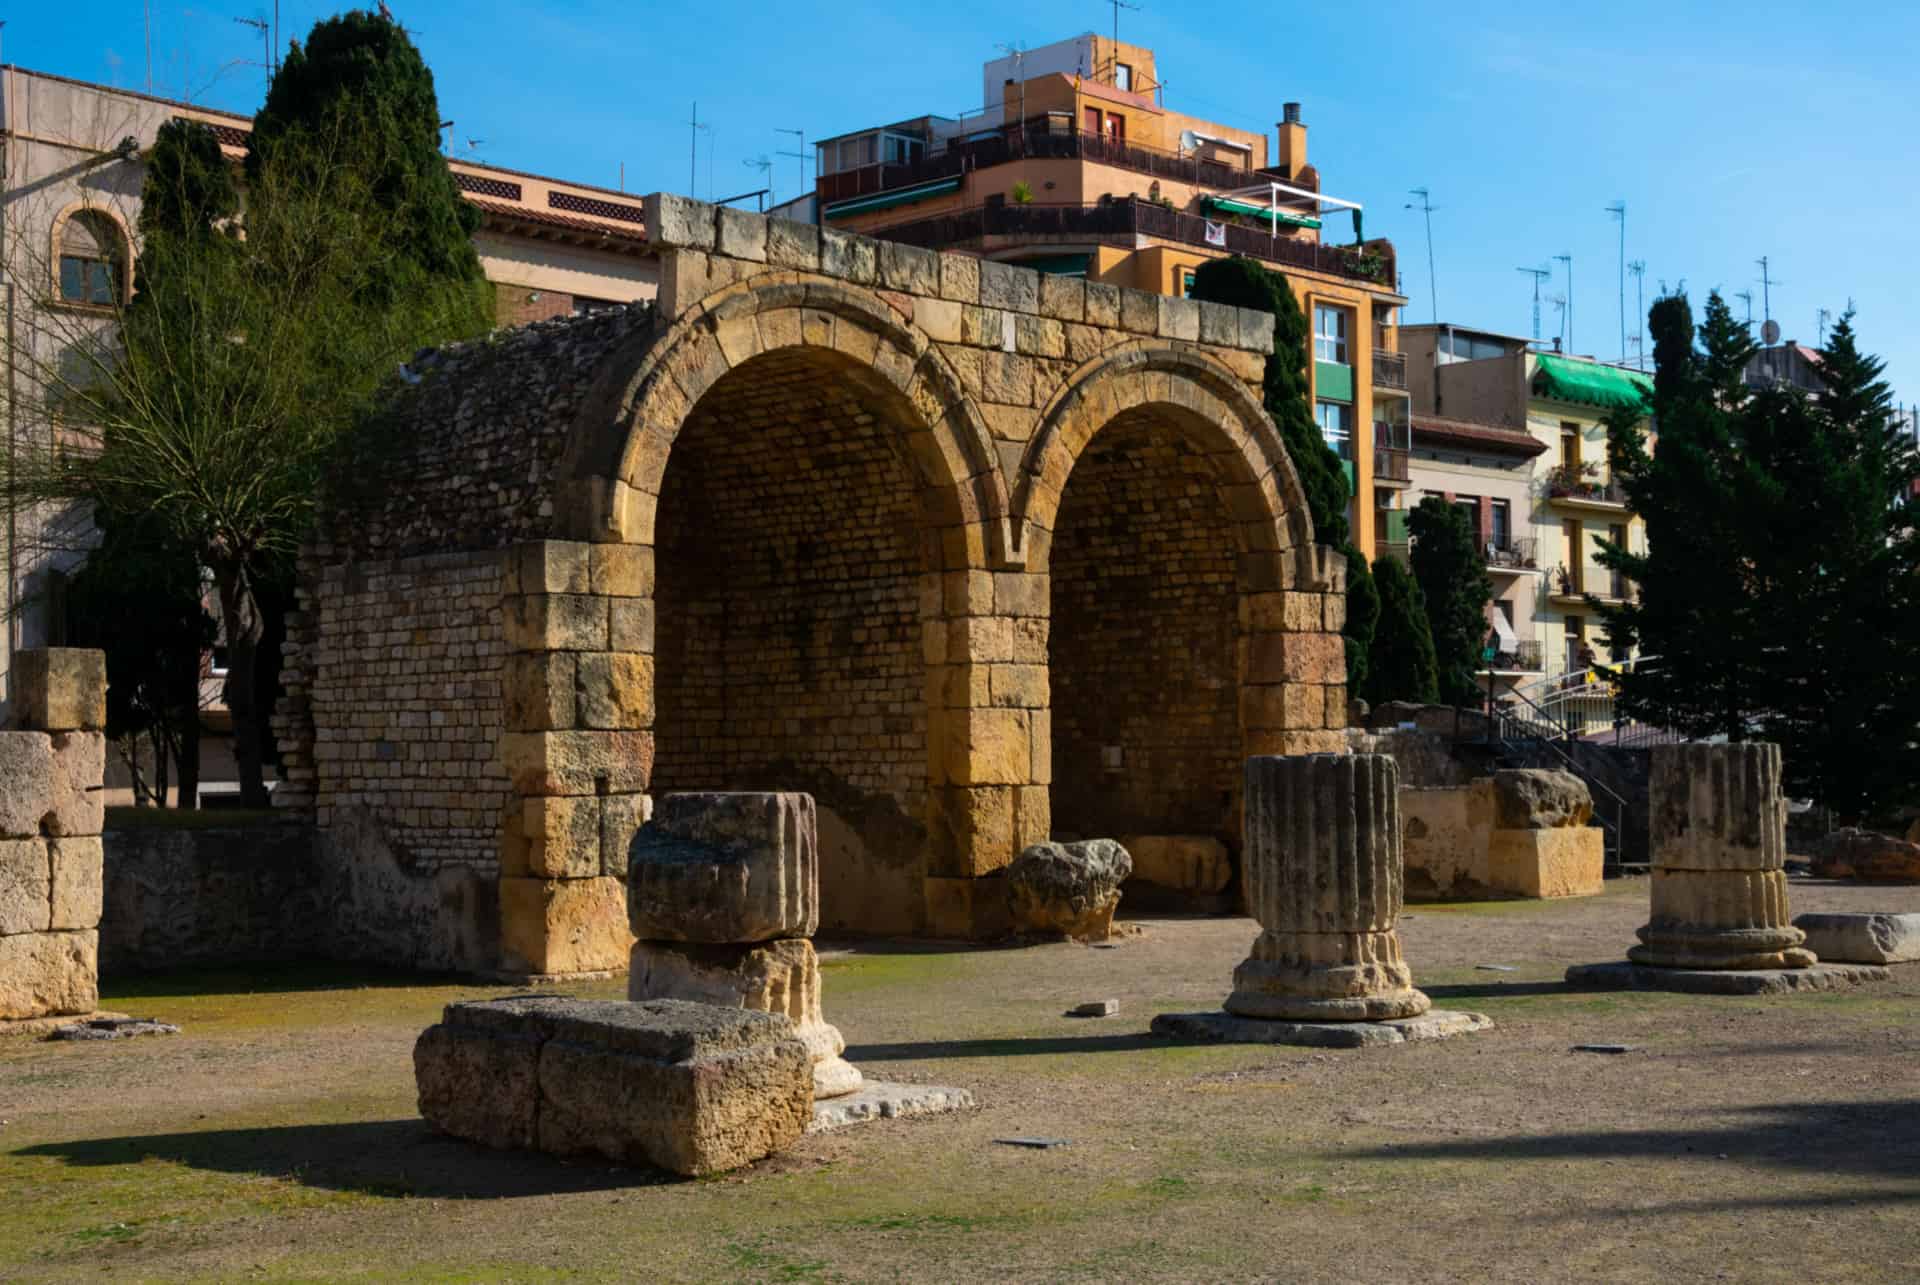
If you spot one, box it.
[1010,180,1035,206]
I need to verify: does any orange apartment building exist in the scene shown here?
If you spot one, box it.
[808,34,1413,556]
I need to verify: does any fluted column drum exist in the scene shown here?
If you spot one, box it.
[1629,742,1814,970]
[1227,754,1431,1021]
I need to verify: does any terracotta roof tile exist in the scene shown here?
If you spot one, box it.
[465,196,647,246]
[1411,414,1547,456]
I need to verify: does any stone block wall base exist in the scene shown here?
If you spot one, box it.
[809,1081,977,1133]
[1628,922,1814,971]
[1151,1008,1492,1049]
[0,1009,130,1039]
[1487,828,1604,899]
[921,875,1011,940]
[1565,961,1890,995]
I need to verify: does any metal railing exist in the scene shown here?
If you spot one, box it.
[1373,349,1408,390]
[1544,464,1629,505]
[1373,446,1410,482]
[1483,536,1538,571]
[1482,639,1544,672]
[1489,682,1630,865]
[1552,564,1630,601]
[1509,656,1685,747]
[867,196,1392,285]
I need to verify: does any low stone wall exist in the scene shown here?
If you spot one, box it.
[100,807,496,976]
[1400,772,1604,902]
[1400,786,1493,900]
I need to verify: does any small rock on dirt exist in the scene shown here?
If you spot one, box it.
[49,1017,179,1041]
[1067,999,1118,1018]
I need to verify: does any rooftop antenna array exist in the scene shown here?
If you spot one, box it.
[1108,0,1141,52]
[997,43,1027,138]
[1735,289,1754,329]
[742,154,774,206]
[1553,253,1573,353]
[1818,307,1833,346]
[1516,264,1551,341]
[688,103,712,199]
[1627,260,1647,369]
[775,127,809,205]
[235,15,269,85]
[1606,201,1626,364]
[1405,187,1438,322]
[1756,255,1780,338]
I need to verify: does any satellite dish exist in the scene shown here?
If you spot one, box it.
[1761,319,1781,345]
[1178,129,1199,155]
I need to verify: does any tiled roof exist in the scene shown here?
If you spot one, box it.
[465,196,647,246]
[1411,414,1546,456]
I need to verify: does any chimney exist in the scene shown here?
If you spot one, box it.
[1277,103,1306,180]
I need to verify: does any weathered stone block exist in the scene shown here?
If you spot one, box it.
[1487,770,1593,830]
[1119,288,1158,335]
[524,796,603,879]
[499,729,652,796]
[610,598,656,653]
[0,837,50,934]
[0,928,97,1019]
[0,733,51,839]
[1037,273,1085,322]
[1084,281,1121,327]
[49,835,103,930]
[1791,912,1920,964]
[502,653,576,732]
[714,206,768,262]
[416,996,812,1176]
[498,875,634,975]
[765,217,820,269]
[949,708,1030,786]
[644,192,717,250]
[588,544,654,598]
[878,241,938,294]
[914,297,963,343]
[575,652,654,730]
[47,732,104,838]
[1157,295,1201,340]
[1486,828,1603,899]
[600,792,652,879]
[1006,839,1131,941]
[502,594,609,653]
[507,541,591,595]
[1805,828,1920,883]
[820,229,877,284]
[1121,834,1231,894]
[12,649,106,732]
[979,259,1038,314]
[629,793,817,942]
[1651,741,1786,872]
[938,251,980,303]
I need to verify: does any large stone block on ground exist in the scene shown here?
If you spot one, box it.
[415,995,812,1176]
[1005,839,1131,941]
[1486,769,1592,830]
[12,649,106,732]
[1791,912,1920,964]
[1804,829,1920,884]
[1486,828,1603,899]
[629,937,860,1098]
[499,876,633,975]
[0,734,53,838]
[0,929,97,1019]
[627,793,818,943]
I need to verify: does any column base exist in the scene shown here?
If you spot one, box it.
[1628,922,1814,970]
[1224,930,1431,1022]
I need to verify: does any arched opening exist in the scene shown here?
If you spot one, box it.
[1048,404,1249,910]
[651,345,936,935]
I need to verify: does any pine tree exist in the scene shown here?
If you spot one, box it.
[1406,496,1492,706]
[1363,558,1438,706]
[1188,257,1374,683]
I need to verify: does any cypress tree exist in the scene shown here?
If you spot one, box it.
[1406,496,1492,707]
[1364,558,1438,706]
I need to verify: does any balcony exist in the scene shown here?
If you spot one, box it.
[1482,536,1539,574]
[867,197,1393,286]
[1482,640,1545,674]
[1372,349,1408,391]
[1544,464,1629,509]
[1373,447,1410,484]
[1551,565,1632,604]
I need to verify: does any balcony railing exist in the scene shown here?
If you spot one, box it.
[1372,349,1408,390]
[1483,640,1545,673]
[1553,565,1630,601]
[1373,447,1410,482]
[1482,536,1538,571]
[1544,464,1629,506]
[868,197,1392,285]
[819,115,1266,208]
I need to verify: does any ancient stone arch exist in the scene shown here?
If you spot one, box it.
[276,195,1353,977]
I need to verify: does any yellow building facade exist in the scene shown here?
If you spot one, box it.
[811,34,1410,557]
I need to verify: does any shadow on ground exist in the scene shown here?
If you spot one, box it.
[1335,1098,1920,1194]
[845,1032,1164,1061]
[15,1120,667,1198]
[101,961,466,1002]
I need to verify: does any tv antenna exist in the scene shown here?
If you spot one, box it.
[235,15,269,81]
[1818,307,1832,346]
[1516,265,1550,341]
[1755,255,1779,326]
[1550,294,1568,348]
[1553,253,1573,353]
[688,102,711,197]
[742,155,774,205]
[775,127,810,205]
[1405,187,1438,322]
[1606,201,1626,364]
[1108,0,1140,51]
[1734,289,1754,329]
[461,137,486,158]
[1627,261,1647,370]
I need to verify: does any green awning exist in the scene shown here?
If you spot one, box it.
[1533,353,1653,412]
[1203,196,1322,231]
[824,177,961,220]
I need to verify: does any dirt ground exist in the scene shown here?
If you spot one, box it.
[2,877,1916,1283]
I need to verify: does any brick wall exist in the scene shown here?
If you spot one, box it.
[304,551,510,870]
[1050,410,1240,846]
[493,284,575,329]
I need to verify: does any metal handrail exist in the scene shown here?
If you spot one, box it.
[1489,683,1631,863]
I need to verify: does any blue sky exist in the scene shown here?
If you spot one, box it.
[10,1,1916,401]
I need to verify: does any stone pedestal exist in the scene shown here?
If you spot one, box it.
[1628,742,1814,970]
[628,792,860,1098]
[1227,754,1431,1022]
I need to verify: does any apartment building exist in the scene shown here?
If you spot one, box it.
[1401,323,1653,692]
[808,34,1412,558]
[1,64,660,796]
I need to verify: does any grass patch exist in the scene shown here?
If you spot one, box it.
[723,1238,835,1281]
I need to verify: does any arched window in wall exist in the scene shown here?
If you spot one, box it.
[56,210,128,307]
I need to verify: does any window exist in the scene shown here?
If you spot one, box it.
[1563,520,1583,592]
[1084,106,1101,136]
[1178,270,1196,298]
[1490,499,1511,549]
[882,134,924,165]
[1314,304,1350,364]
[1564,615,1588,673]
[1315,401,1352,458]
[57,211,125,306]
[1442,331,1507,362]
[1104,112,1125,143]
[1559,423,1581,471]
[1114,62,1133,91]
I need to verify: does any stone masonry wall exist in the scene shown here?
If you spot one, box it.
[1050,410,1240,847]
[298,551,510,870]
[0,650,107,1021]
